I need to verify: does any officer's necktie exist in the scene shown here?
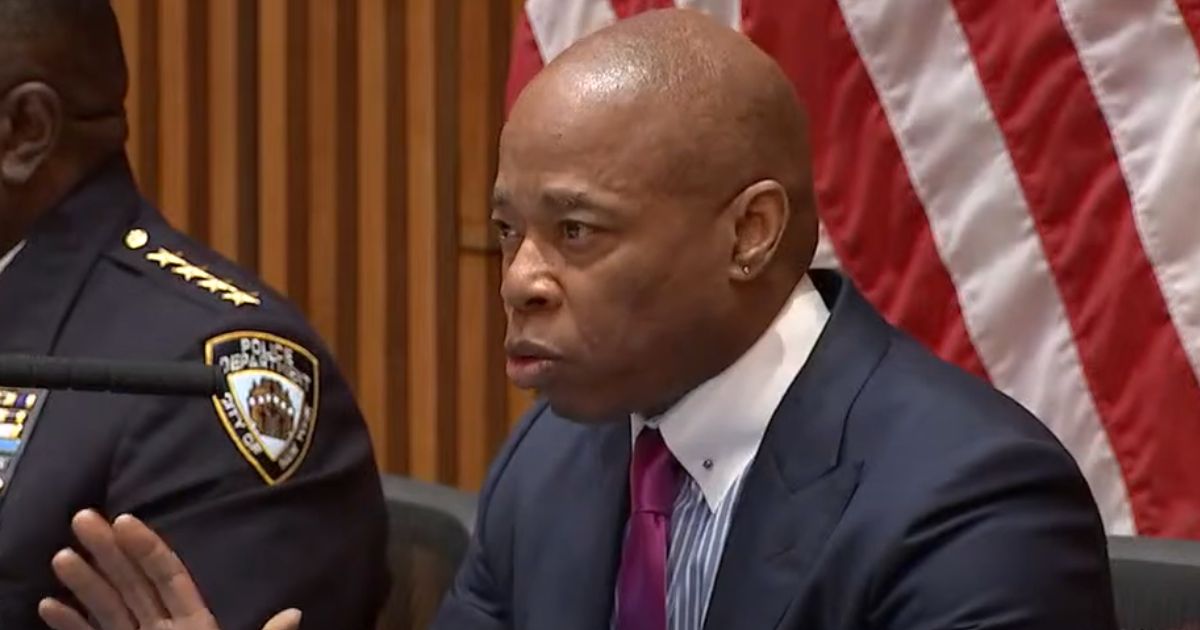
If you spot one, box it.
[615,428,682,630]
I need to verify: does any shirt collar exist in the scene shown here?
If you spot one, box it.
[631,274,830,511]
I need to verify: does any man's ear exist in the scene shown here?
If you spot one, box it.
[727,179,790,280]
[0,82,62,187]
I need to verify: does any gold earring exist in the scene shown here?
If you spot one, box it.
[740,263,751,275]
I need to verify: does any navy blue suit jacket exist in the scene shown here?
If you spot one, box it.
[433,270,1118,629]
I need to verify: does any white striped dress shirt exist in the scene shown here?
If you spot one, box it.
[662,471,747,630]
[619,274,831,630]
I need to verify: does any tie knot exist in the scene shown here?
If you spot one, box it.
[630,429,681,515]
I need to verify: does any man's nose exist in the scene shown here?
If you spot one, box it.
[501,240,562,313]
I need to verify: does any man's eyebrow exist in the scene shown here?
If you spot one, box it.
[541,189,616,215]
[490,188,624,218]
[490,190,511,211]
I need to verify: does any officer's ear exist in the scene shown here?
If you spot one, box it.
[0,82,62,187]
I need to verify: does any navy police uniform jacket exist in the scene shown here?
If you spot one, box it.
[0,157,388,629]
[433,270,1119,630]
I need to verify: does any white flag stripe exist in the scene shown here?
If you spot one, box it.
[1055,0,1200,386]
[674,0,743,30]
[835,0,1134,532]
[811,220,841,271]
[526,0,617,64]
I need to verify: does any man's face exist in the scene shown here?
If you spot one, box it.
[494,80,738,423]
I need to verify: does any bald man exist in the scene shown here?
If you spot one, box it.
[435,9,1118,630]
[38,7,1117,630]
[0,1,386,629]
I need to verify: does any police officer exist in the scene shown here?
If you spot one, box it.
[0,1,388,628]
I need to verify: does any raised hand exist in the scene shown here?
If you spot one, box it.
[38,510,302,630]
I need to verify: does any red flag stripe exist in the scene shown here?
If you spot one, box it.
[610,0,676,20]
[744,0,989,378]
[505,9,546,115]
[950,0,1200,537]
[1175,0,1200,56]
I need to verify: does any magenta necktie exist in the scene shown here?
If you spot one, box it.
[615,428,683,630]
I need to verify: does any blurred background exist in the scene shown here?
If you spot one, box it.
[108,0,528,491]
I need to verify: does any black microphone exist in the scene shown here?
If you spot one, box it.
[0,354,224,397]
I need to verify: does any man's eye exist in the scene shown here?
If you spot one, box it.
[493,220,519,242]
[561,221,592,241]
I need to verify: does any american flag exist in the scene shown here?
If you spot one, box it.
[505,0,1200,539]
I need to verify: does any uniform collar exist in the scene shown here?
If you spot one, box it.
[631,274,830,511]
[0,155,140,355]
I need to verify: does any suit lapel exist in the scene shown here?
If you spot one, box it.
[534,418,630,630]
[0,157,139,355]
[702,271,891,630]
[704,458,860,630]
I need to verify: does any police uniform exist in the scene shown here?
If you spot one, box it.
[0,157,389,629]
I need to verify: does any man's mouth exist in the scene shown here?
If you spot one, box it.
[504,339,563,389]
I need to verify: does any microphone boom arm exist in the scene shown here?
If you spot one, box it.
[0,355,225,397]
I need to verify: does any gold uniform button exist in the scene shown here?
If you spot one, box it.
[125,228,149,250]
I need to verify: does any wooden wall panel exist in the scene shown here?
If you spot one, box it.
[207,0,258,264]
[111,0,526,490]
[404,0,459,484]
[159,1,207,236]
[257,0,308,304]
[355,0,409,474]
[112,0,160,197]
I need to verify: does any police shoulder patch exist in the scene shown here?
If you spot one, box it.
[205,331,319,485]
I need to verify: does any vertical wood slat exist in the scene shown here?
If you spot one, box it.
[405,0,459,483]
[208,0,257,265]
[258,0,309,303]
[159,1,193,233]
[307,0,345,354]
[114,0,531,489]
[111,0,159,198]
[357,0,408,473]
[257,0,289,293]
[335,2,361,378]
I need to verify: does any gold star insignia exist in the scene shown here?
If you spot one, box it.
[221,292,262,307]
[172,265,213,282]
[146,248,187,268]
[197,278,238,294]
[143,246,259,308]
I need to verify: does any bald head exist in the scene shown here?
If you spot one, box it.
[508,9,815,259]
[496,9,821,421]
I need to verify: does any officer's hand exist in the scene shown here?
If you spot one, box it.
[37,510,302,630]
